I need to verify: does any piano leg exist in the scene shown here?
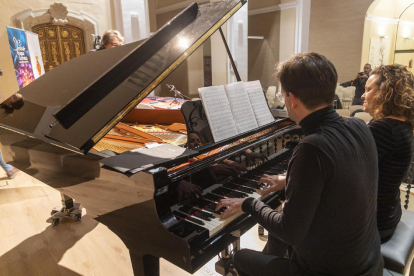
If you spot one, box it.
[215,239,240,276]
[130,252,160,276]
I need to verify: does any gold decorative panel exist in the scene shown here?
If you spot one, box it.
[32,24,86,73]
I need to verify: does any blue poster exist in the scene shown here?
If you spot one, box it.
[7,26,35,89]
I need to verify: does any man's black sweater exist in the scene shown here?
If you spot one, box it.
[242,106,383,275]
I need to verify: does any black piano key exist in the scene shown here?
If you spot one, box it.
[205,202,227,214]
[204,205,222,215]
[192,212,211,221]
[195,198,215,208]
[245,171,263,177]
[212,187,248,198]
[204,193,222,202]
[232,178,249,185]
[242,174,261,180]
[173,211,205,225]
[234,181,259,189]
[196,209,216,219]
[187,216,205,225]
[173,210,186,220]
[178,206,212,221]
[223,183,255,194]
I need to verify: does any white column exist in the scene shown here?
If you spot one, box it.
[279,4,297,62]
[297,0,311,53]
[113,0,150,43]
[278,0,311,60]
[210,0,228,86]
[227,2,248,83]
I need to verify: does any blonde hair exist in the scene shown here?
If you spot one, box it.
[99,29,124,49]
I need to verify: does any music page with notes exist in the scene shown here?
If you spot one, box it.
[199,85,239,142]
[244,80,275,126]
[223,82,259,133]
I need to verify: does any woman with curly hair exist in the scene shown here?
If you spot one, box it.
[361,64,414,243]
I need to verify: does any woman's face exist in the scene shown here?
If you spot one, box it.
[188,133,201,149]
[105,37,123,49]
[3,93,22,107]
[361,75,380,116]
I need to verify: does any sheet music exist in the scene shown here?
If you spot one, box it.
[223,82,259,133]
[199,86,239,142]
[244,80,275,126]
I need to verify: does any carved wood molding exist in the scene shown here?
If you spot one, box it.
[11,5,99,51]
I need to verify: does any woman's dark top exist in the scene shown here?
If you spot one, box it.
[368,118,413,232]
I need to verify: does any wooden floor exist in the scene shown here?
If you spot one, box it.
[0,170,267,276]
[2,169,414,276]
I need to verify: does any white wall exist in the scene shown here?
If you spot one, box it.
[114,0,150,43]
[279,7,296,62]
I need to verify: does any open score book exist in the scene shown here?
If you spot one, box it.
[198,80,275,142]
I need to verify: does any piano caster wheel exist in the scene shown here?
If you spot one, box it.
[52,218,59,226]
[49,202,82,225]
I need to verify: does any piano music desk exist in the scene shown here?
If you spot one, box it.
[0,170,268,276]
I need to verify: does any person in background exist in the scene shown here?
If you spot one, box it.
[352,63,372,105]
[99,30,124,49]
[216,53,383,276]
[362,64,414,243]
[0,93,24,178]
[0,93,24,115]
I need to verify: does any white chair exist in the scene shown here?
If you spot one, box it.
[340,87,353,109]
[336,92,343,100]
[341,88,353,102]
[336,109,350,117]
[349,105,364,115]
[347,86,356,98]
[266,86,277,104]
[354,112,373,123]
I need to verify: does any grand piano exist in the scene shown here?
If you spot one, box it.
[0,0,301,275]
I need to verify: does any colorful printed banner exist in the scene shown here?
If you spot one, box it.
[6,26,35,89]
[26,31,45,79]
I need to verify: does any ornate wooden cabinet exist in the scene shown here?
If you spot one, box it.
[32,24,86,72]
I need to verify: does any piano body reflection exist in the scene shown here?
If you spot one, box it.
[0,0,301,275]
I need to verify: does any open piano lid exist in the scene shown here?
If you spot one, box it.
[9,0,246,153]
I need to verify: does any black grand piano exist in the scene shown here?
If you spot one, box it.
[0,0,300,275]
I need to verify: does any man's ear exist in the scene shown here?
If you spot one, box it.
[288,92,299,109]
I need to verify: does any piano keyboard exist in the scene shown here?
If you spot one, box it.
[170,147,292,237]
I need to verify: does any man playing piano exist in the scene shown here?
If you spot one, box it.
[216,53,384,276]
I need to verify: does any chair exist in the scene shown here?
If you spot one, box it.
[340,87,353,109]
[335,109,350,117]
[341,87,353,102]
[354,112,372,123]
[336,92,343,100]
[347,86,356,98]
[349,105,364,115]
[382,210,414,275]
[266,86,277,104]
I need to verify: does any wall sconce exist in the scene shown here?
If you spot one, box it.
[405,37,414,40]
[380,36,389,39]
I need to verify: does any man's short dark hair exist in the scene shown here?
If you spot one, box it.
[275,52,338,110]
[365,63,372,68]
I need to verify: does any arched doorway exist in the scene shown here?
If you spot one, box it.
[32,24,86,72]
[361,0,414,70]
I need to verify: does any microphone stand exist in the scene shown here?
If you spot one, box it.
[166,84,191,105]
